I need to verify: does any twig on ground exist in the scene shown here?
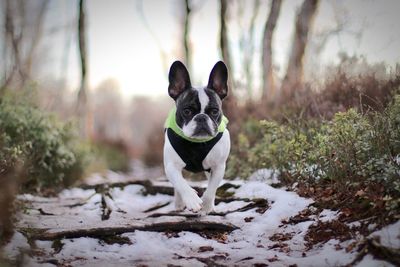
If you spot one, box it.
[77,181,241,198]
[77,180,204,196]
[100,193,112,220]
[38,208,55,216]
[64,191,97,208]
[143,201,171,213]
[347,237,400,266]
[148,198,269,218]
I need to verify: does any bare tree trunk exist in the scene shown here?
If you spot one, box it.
[77,0,89,138]
[238,0,260,99]
[24,0,49,82]
[1,0,12,93]
[2,0,23,91]
[136,0,169,74]
[219,0,238,123]
[1,0,49,93]
[219,0,232,77]
[183,0,191,71]
[261,0,282,101]
[280,0,319,99]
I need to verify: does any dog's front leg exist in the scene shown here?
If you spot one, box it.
[201,164,225,214]
[174,190,185,211]
[164,163,203,212]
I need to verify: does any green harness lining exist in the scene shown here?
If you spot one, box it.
[164,107,228,143]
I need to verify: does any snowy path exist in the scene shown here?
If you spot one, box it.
[3,173,399,267]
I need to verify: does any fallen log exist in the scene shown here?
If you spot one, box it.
[19,220,239,241]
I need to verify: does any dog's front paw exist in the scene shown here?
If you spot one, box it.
[174,191,185,211]
[175,199,185,211]
[201,196,215,215]
[181,188,203,212]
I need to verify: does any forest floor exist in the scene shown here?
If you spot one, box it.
[2,170,400,267]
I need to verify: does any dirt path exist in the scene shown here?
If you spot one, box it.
[3,173,399,267]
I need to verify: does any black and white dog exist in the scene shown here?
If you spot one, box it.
[163,61,230,214]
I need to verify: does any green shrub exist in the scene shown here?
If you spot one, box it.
[0,96,89,193]
[90,140,131,173]
[227,95,400,212]
[226,118,319,182]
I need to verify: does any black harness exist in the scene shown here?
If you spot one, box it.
[166,128,223,173]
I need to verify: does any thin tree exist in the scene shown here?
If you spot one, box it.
[237,0,261,99]
[1,0,18,92]
[24,0,49,83]
[183,0,192,71]
[219,0,237,120]
[280,0,319,99]
[1,0,49,92]
[136,0,169,74]
[219,0,233,77]
[261,0,282,101]
[77,0,89,138]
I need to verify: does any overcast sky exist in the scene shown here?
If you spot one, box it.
[29,0,400,98]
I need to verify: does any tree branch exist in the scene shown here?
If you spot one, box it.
[20,220,239,241]
[148,198,268,218]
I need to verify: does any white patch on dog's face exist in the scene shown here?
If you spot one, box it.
[181,87,217,139]
[182,119,197,137]
[198,87,209,113]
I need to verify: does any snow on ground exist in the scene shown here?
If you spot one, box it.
[369,220,400,249]
[2,172,399,267]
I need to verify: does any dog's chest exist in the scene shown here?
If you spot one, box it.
[166,128,223,173]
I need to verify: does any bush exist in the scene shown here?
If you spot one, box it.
[227,95,400,215]
[90,139,131,173]
[0,96,89,193]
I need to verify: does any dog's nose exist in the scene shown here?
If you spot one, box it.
[194,114,207,123]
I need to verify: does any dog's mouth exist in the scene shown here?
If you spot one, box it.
[193,125,214,137]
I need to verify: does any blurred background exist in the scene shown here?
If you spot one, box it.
[1,0,400,248]
[1,0,400,180]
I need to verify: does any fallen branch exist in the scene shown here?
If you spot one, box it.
[19,220,239,241]
[174,253,229,267]
[78,180,205,196]
[142,197,251,215]
[100,193,112,220]
[349,237,400,266]
[38,208,55,216]
[148,212,201,218]
[366,238,400,266]
[216,198,269,215]
[149,198,269,218]
[143,201,171,213]
[64,192,97,208]
[214,197,251,204]
[77,181,241,198]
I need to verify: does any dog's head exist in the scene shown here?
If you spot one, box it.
[168,61,228,139]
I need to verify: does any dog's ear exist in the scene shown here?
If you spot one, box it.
[168,61,191,100]
[207,61,228,100]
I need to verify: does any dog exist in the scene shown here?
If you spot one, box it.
[163,61,231,214]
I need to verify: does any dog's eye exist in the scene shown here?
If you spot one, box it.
[182,108,192,116]
[209,109,219,116]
